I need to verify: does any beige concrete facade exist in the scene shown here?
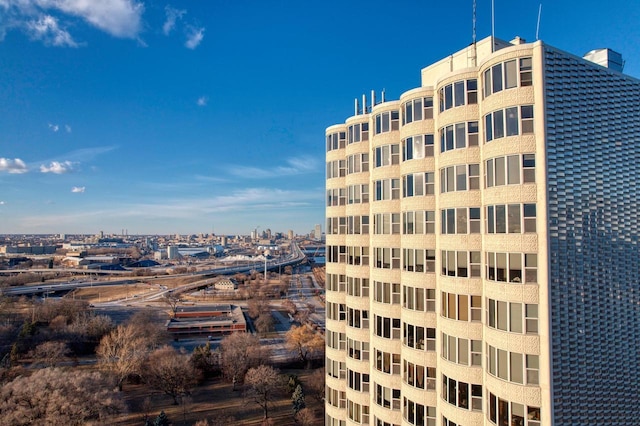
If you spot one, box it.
[326,35,640,426]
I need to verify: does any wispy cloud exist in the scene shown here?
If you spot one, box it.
[71,186,85,193]
[197,96,208,107]
[26,14,78,47]
[0,201,5,205]
[1,0,144,46]
[48,123,59,132]
[40,160,75,174]
[162,5,185,36]
[0,158,28,174]
[65,124,71,133]
[185,25,204,49]
[228,156,319,179]
[58,145,117,162]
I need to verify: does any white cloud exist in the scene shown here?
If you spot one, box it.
[0,158,28,174]
[26,14,77,47]
[162,5,185,36]
[71,186,84,193]
[48,122,59,131]
[64,124,71,133]
[197,96,207,107]
[229,156,319,179]
[0,0,143,46]
[40,160,75,174]
[0,201,5,205]
[36,0,144,38]
[184,25,204,49]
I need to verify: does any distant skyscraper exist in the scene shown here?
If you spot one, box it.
[325,35,640,426]
[315,224,322,241]
[288,230,294,240]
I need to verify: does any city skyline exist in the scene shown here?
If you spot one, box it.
[1,0,639,235]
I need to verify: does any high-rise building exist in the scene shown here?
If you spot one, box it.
[315,224,323,241]
[325,36,640,426]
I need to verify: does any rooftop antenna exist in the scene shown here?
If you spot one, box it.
[491,0,495,52]
[535,3,542,40]
[472,0,477,44]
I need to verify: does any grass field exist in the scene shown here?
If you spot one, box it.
[113,368,324,426]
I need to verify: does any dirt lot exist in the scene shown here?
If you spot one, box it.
[113,368,324,426]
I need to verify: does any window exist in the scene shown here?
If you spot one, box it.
[440,121,479,152]
[326,331,345,350]
[326,188,346,206]
[374,315,401,339]
[442,333,482,366]
[440,250,481,277]
[375,349,401,375]
[347,246,369,266]
[347,277,369,297]
[487,345,539,385]
[347,307,369,329]
[374,281,401,304]
[326,357,346,379]
[326,273,345,292]
[441,292,482,321]
[347,338,370,361]
[348,401,369,424]
[326,386,346,409]
[347,215,369,235]
[347,122,369,144]
[402,210,436,234]
[486,252,537,283]
[486,154,536,187]
[347,369,370,392]
[373,213,401,235]
[442,374,482,411]
[488,393,541,426]
[483,57,533,97]
[403,323,436,351]
[326,131,346,152]
[487,299,538,334]
[403,248,436,273]
[404,360,436,390]
[326,160,346,179]
[402,134,435,160]
[375,384,401,410]
[374,179,400,200]
[347,153,369,174]
[403,97,434,124]
[440,164,480,192]
[486,203,537,233]
[403,172,434,197]
[325,302,345,321]
[403,398,436,426]
[403,286,436,312]
[374,247,401,269]
[347,184,369,204]
[485,105,534,142]
[439,79,478,112]
[440,208,481,235]
[375,144,400,167]
[374,110,400,134]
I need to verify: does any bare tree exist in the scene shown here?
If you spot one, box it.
[306,368,325,402]
[255,313,274,335]
[162,292,181,317]
[248,297,269,319]
[0,367,125,425]
[285,325,324,368]
[144,346,199,405]
[29,341,69,367]
[96,320,160,390]
[295,408,317,426]
[244,365,281,420]
[219,333,266,390]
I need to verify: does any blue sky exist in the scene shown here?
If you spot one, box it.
[1,0,639,236]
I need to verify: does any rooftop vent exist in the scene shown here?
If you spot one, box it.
[583,48,624,72]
